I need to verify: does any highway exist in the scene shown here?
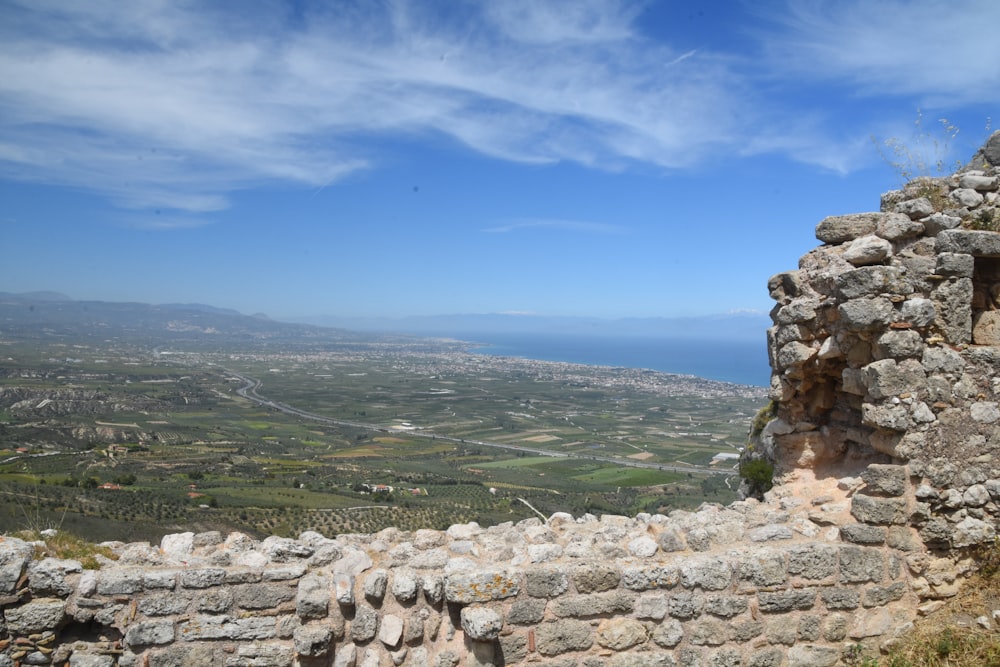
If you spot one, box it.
[228,370,729,477]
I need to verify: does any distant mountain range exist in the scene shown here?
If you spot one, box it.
[0,292,771,347]
[294,311,771,341]
[0,292,372,346]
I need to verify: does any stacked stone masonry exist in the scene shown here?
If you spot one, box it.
[0,492,939,667]
[2,132,999,666]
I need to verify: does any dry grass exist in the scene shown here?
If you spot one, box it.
[14,530,119,570]
[872,542,1000,667]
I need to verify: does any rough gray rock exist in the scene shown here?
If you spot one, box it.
[460,607,503,641]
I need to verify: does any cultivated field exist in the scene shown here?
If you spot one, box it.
[0,335,766,543]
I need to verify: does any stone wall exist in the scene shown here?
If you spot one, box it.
[759,130,1000,556]
[0,490,930,667]
[1,132,999,667]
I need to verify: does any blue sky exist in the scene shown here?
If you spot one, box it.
[1,0,998,321]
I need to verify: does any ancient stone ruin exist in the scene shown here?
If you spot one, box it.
[0,132,999,667]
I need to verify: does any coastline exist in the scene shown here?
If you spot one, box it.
[463,332,770,387]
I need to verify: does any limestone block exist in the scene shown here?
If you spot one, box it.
[901,297,937,327]
[656,526,687,553]
[863,582,906,608]
[787,644,840,667]
[28,557,80,597]
[551,591,633,618]
[922,345,965,373]
[937,229,1000,257]
[973,310,1000,345]
[160,532,194,562]
[840,524,887,545]
[263,564,305,581]
[839,297,895,331]
[334,573,355,606]
[736,549,787,590]
[634,592,669,620]
[862,358,927,399]
[768,270,804,302]
[897,252,936,280]
[669,591,704,619]
[850,494,907,525]
[332,643,357,667]
[839,546,884,583]
[688,617,729,646]
[962,484,989,506]
[260,535,314,561]
[679,556,732,591]
[625,535,657,558]
[874,330,923,359]
[350,605,379,643]
[364,569,388,602]
[525,566,568,598]
[70,655,116,667]
[749,647,785,667]
[572,562,620,593]
[296,572,330,619]
[923,212,962,235]
[820,587,859,610]
[596,617,648,650]
[4,598,66,635]
[775,298,820,324]
[894,197,935,220]
[844,234,892,266]
[816,212,881,244]
[817,336,841,359]
[749,525,793,541]
[757,588,816,612]
[505,598,545,625]
[233,582,295,610]
[650,618,684,647]
[180,567,226,589]
[822,613,849,642]
[621,564,680,591]
[950,187,985,208]
[379,613,405,646]
[444,568,519,603]
[861,464,908,496]
[138,592,191,616]
[704,594,748,618]
[787,544,837,580]
[970,401,1000,423]
[124,620,174,648]
[877,212,925,240]
[294,624,332,657]
[224,643,294,667]
[177,615,276,641]
[960,173,999,191]
[936,252,975,277]
[836,265,908,299]
[0,538,34,597]
[94,569,148,597]
[535,619,593,656]
[842,368,866,395]
[952,516,996,547]
[196,588,233,614]
[496,635,525,664]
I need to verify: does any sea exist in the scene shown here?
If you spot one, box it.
[466,333,770,387]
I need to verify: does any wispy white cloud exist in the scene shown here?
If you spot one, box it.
[482,218,626,234]
[1,0,997,219]
[755,0,1000,105]
[0,0,746,215]
[115,212,218,231]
